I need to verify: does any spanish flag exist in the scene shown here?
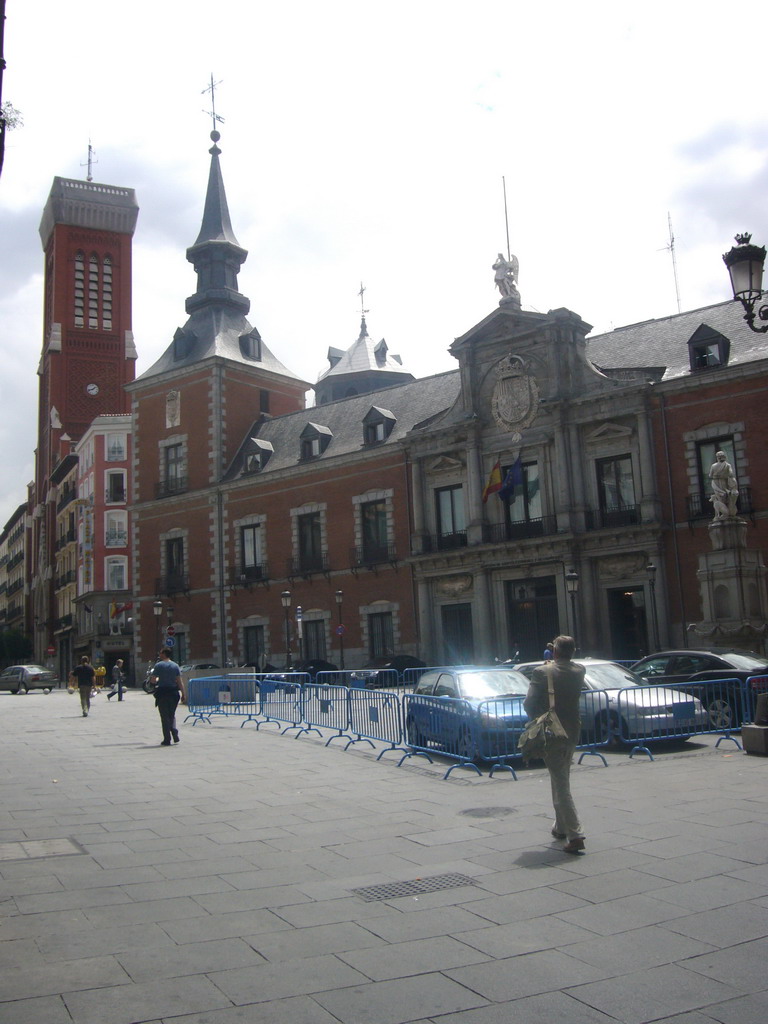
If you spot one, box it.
[482,459,503,503]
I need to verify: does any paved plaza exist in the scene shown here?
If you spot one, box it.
[0,687,767,1024]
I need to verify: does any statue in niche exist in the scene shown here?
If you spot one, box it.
[709,451,739,519]
[493,253,520,302]
[165,390,180,429]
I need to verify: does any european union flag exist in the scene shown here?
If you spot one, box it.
[498,456,524,501]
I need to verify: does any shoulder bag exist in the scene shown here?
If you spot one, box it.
[517,664,568,761]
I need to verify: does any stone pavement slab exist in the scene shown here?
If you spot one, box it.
[0,689,767,1024]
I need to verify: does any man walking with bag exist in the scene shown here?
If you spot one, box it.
[524,635,587,853]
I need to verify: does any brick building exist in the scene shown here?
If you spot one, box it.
[127,131,768,670]
[29,176,138,666]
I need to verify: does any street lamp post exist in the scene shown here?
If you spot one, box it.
[152,600,163,659]
[281,591,292,670]
[723,233,768,333]
[565,570,580,645]
[646,563,660,653]
[335,590,344,670]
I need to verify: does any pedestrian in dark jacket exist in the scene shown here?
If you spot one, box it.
[152,648,185,746]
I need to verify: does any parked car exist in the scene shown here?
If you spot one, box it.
[630,649,768,729]
[350,654,427,689]
[516,659,709,745]
[293,659,339,682]
[0,664,58,694]
[405,666,530,759]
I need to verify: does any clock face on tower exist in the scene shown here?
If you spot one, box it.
[86,383,100,396]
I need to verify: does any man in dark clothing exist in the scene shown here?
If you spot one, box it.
[152,648,185,746]
[70,655,96,717]
[524,635,587,853]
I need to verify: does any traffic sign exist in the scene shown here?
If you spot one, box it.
[164,636,175,648]
[166,625,176,636]
[335,624,346,636]
[46,645,56,656]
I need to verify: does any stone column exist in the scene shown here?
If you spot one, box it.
[416,576,433,662]
[410,457,426,553]
[466,439,484,545]
[473,569,494,662]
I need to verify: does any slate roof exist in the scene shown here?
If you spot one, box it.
[316,317,414,383]
[223,370,461,481]
[586,299,768,381]
[137,308,305,382]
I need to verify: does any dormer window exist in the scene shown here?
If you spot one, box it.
[173,328,196,361]
[363,406,396,446]
[300,423,332,460]
[239,329,262,361]
[688,325,730,372]
[243,438,273,474]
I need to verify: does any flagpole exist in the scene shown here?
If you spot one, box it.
[502,176,511,261]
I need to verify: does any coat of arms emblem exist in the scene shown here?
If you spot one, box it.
[490,354,539,430]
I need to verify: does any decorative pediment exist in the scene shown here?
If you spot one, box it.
[584,422,634,446]
[428,455,465,474]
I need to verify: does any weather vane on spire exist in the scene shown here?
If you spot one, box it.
[358,282,369,319]
[202,74,225,136]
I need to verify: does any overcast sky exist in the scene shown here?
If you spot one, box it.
[2,0,768,527]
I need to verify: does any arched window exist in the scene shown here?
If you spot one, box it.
[74,251,85,327]
[88,254,99,329]
[102,255,113,330]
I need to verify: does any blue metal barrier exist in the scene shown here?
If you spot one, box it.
[184,676,235,724]
[346,687,407,757]
[746,674,768,721]
[399,694,482,778]
[300,683,353,745]
[658,677,748,740]
[473,696,526,778]
[258,674,307,733]
[615,683,709,758]
[575,689,613,765]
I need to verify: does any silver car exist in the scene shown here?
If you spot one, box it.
[516,659,708,745]
[0,664,58,694]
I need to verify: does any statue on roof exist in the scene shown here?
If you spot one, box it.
[493,253,520,306]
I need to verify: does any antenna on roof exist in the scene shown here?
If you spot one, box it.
[81,140,97,182]
[202,73,225,134]
[502,176,511,260]
[662,212,682,314]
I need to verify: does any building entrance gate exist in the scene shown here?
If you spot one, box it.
[505,577,559,663]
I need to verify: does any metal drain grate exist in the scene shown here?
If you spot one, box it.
[351,872,477,902]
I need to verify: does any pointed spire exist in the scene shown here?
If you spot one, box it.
[185,130,249,315]
[193,131,240,247]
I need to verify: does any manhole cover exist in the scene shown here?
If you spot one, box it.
[460,806,516,818]
[352,872,476,902]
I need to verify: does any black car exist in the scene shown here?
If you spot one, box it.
[349,655,426,689]
[631,649,768,729]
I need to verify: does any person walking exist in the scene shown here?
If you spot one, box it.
[152,647,185,746]
[69,655,96,717]
[524,635,587,853]
[106,659,125,701]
